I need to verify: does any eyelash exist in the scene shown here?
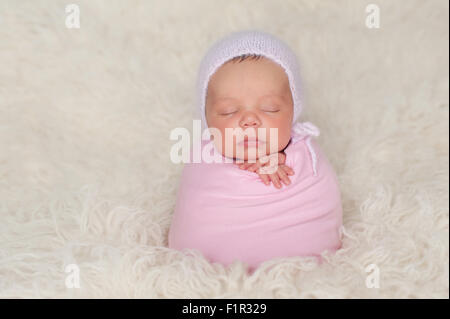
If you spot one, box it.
[218,108,280,115]
[220,111,237,116]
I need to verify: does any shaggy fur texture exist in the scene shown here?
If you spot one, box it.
[0,0,448,298]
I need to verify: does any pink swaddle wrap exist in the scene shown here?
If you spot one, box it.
[168,30,343,271]
[168,122,343,271]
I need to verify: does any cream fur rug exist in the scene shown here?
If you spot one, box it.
[0,0,448,298]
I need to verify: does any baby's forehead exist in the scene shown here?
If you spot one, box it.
[209,58,290,89]
[207,70,291,104]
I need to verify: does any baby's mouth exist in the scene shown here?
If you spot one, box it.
[238,137,266,147]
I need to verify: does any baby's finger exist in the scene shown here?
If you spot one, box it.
[281,164,295,176]
[258,174,271,186]
[278,152,287,165]
[248,162,262,173]
[238,162,252,170]
[277,168,291,186]
[269,173,282,189]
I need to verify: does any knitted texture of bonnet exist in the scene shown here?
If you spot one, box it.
[196,30,303,131]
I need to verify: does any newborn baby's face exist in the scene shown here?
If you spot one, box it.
[205,56,294,161]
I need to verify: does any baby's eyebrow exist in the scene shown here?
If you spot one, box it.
[214,97,238,103]
[214,94,287,104]
[259,94,286,102]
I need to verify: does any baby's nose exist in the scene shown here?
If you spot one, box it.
[240,114,261,128]
[243,120,258,128]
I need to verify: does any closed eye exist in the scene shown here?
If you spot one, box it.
[263,109,280,113]
[219,111,237,116]
[261,105,281,113]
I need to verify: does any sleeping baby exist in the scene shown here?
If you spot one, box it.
[168,30,343,273]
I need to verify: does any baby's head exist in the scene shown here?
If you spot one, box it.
[197,31,303,161]
[205,54,294,160]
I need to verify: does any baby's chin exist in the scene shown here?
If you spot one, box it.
[223,143,282,162]
[210,135,291,161]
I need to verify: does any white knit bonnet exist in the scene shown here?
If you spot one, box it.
[196,30,303,131]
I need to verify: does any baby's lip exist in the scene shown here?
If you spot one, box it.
[238,137,266,145]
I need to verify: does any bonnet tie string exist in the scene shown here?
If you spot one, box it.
[291,122,320,176]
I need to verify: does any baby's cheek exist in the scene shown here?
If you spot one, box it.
[264,129,291,153]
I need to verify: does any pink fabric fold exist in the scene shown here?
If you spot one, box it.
[168,125,343,272]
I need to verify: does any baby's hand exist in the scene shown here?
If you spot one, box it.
[235,151,294,189]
